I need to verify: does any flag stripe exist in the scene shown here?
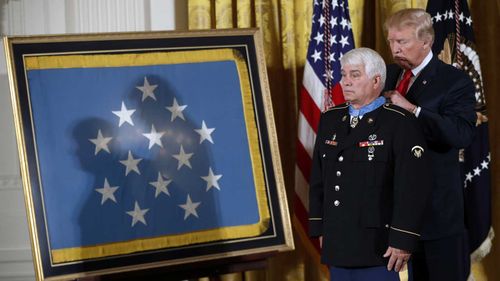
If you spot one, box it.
[332,83,345,105]
[297,112,317,158]
[299,86,321,134]
[302,61,326,110]
[294,166,310,212]
[296,139,313,183]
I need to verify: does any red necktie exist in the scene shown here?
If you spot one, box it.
[396,69,413,96]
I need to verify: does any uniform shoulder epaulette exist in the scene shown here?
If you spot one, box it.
[324,103,348,113]
[382,103,407,117]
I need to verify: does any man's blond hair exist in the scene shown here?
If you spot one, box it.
[384,8,434,44]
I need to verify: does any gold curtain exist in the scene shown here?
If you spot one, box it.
[188,0,500,280]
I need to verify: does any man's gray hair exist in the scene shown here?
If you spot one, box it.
[340,47,386,90]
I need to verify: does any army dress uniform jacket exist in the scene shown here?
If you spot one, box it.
[308,103,431,267]
[384,57,477,240]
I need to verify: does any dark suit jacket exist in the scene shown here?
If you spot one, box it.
[308,103,430,267]
[384,55,477,240]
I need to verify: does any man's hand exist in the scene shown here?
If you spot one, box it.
[384,90,416,113]
[383,246,411,272]
[319,236,323,249]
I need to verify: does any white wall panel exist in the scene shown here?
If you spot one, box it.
[0,176,33,281]
[0,248,34,281]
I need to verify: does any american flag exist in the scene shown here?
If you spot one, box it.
[25,52,266,262]
[426,0,493,264]
[295,0,354,260]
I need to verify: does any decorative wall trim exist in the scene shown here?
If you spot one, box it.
[1,0,26,35]
[0,248,31,263]
[0,175,22,191]
[0,248,34,281]
[67,0,148,33]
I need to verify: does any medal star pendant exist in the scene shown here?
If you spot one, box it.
[350,116,359,128]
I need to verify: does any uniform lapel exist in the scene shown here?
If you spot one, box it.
[330,109,350,147]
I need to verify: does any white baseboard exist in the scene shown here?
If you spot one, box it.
[0,248,35,281]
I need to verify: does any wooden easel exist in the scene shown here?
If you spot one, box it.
[77,252,276,281]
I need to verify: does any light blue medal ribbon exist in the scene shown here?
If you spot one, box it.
[348,96,385,128]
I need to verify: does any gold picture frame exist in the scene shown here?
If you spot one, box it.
[3,28,293,281]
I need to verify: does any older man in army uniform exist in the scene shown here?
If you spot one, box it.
[308,48,431,281]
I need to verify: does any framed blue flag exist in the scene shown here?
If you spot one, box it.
[4,29,293,281]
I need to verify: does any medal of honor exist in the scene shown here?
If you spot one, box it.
[350,116,359,128]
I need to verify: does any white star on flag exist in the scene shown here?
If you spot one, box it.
[447,10,453,19]
[332,0,339,9]
[149,172,172,197]
[331,35,338,46]
[329,52,336,62]
[201,167,222,191]
[166,98,187,122]
[89,129,112,155]
[323,70,334,80]
[178,194,201,220]
[339,35,350,48]
[313,32,324,45]
[435,12,442,22]
[443,11,448,20]
[466,17,472,26]
[136,76,158,101]
[330,16,338,28]
[119,150,142,176]
[473,167,481,176]
[95,178,119,205]
[194,120,215,144]
[459,12,465,22]
[318,14,325,26]
[340,18,349,29]
[142,124,165,149]
[126,201,149,226]
[465,172,473,182]
[311,50,322,62]
[112,101,135,127]
[172,145,193,170]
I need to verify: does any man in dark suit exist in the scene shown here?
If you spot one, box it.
[383,8,477,281]
[309,47,431,281]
